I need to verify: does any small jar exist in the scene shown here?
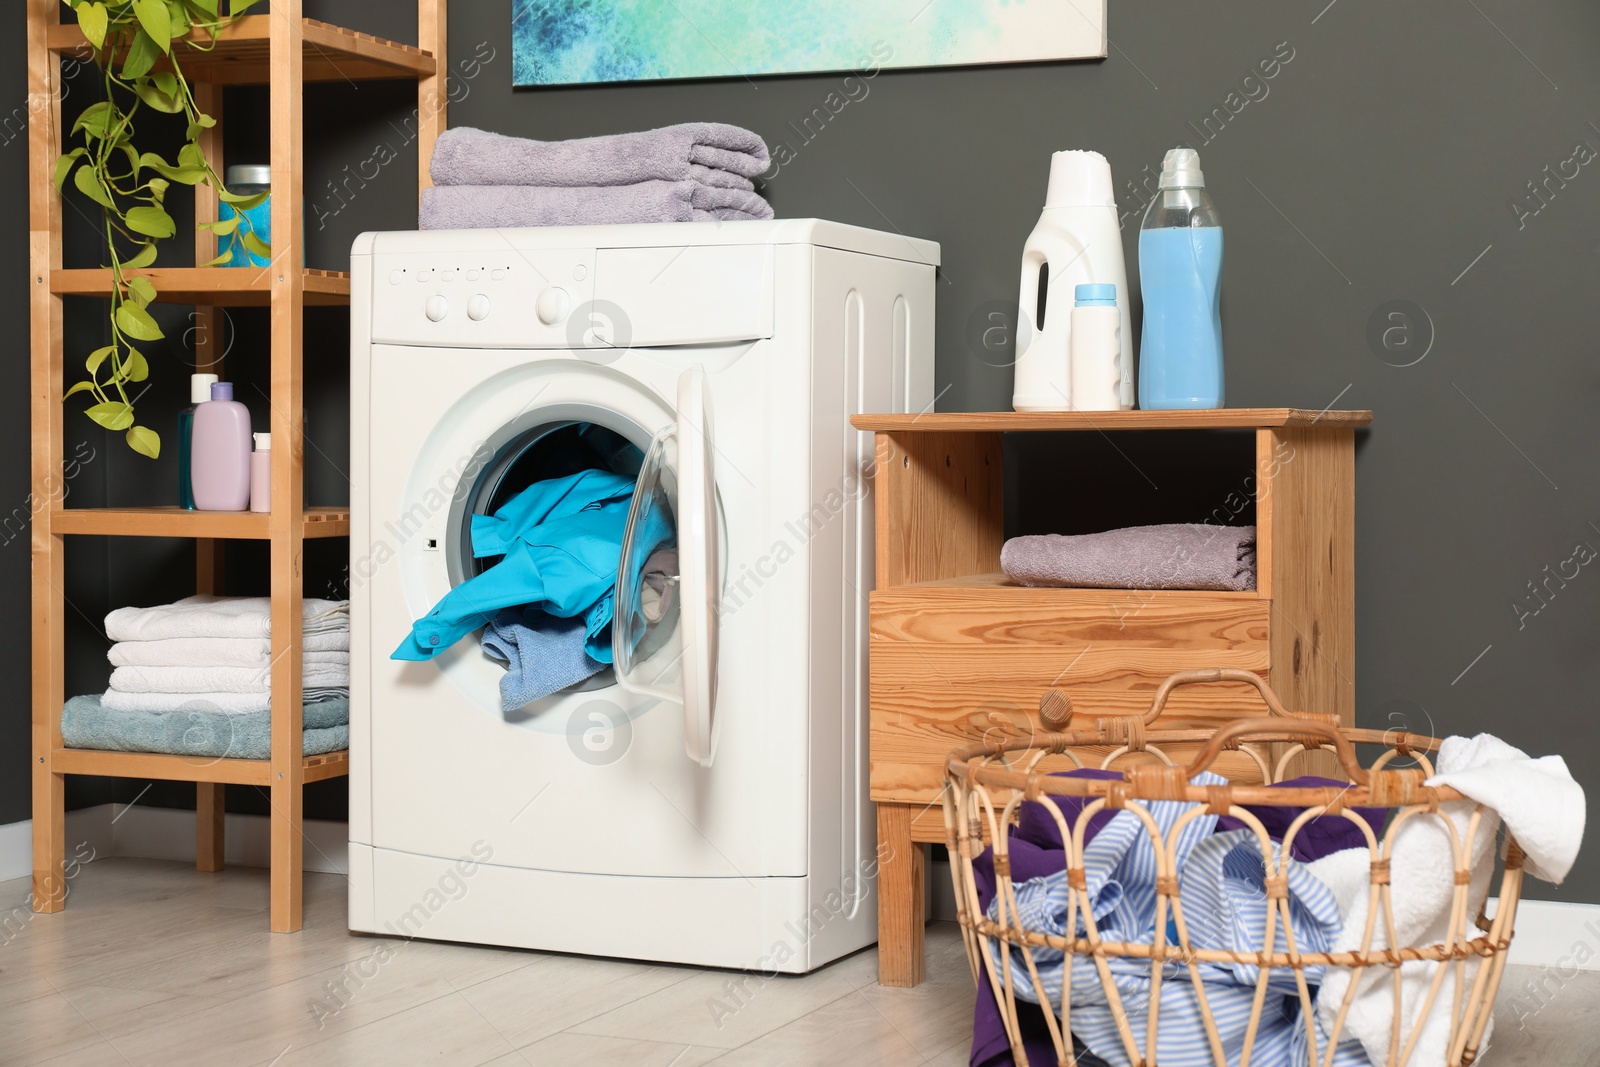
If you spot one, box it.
[219,163,273,268]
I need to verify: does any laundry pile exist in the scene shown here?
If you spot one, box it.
[394,424,676,713]
[62,596,352,758]
[101,595,350,713]
[971,738,1585,1067]
[420,122,775,230]
[1001,523,1257,592]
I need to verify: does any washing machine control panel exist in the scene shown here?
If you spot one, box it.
[369,248,599,349]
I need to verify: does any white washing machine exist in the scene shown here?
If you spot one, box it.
[348,220,937,971]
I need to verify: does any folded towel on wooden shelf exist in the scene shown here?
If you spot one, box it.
[1000,524,1256,592]
[108,633,349,668]
[429,123,771,188]
[106,596,349,642]
[62,694,348,759]
[101,688,348,715]
[419,181,773,230]
[108,663,350,695]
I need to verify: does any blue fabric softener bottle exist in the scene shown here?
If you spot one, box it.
[1137,148,1224,409]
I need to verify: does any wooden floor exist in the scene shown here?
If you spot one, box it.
[0,860,1596,1066]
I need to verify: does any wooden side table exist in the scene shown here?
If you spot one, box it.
[851,408,1371,986]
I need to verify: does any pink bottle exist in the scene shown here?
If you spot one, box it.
[190,381,252,511]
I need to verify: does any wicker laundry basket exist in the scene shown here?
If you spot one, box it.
[944,670,1524,1067]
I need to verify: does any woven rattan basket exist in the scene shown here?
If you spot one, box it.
[944,670,1524,1067]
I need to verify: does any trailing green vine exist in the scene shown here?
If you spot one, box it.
[55,0,267,458]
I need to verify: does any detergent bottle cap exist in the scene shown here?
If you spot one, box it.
[1158,147,1205,189]
[253,433,271,451]
[1044,150,1116,208]
[1074,284,1117,307]
[190,373,219,405]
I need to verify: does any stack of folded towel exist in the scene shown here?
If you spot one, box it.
[101,595,350,714]
[421,123,775,230]
[1001,523,1257,592]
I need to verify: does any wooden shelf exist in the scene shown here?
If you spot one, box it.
[52,506,349,539]
[851,409,1373,433]
[52,747,348,786]
[52,267,350,307]
[48,16,437,84]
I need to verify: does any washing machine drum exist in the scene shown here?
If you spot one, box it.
[445,419,677,697]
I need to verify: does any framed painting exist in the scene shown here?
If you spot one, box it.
[512,1,1108,87]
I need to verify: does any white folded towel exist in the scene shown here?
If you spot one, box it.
[1426,733,1585,884]
[101,687,348,715]
[109,663,350,695]
[106,596,348,642]
[108,634,349,668]
[1314,731,1583,1065]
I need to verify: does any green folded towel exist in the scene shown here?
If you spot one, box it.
[62,694,348,759]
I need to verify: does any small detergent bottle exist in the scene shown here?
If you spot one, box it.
[190,382,252,511]
[177,372,219,510]
[249,433,271,514]
[1069,284,1123,411]
[1138,148,1224,409]
[1012,150,1134,412]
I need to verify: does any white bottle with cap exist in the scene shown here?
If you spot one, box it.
[1069,284,1124,411]
[1012,150,1135,412]
[249,432,271,514]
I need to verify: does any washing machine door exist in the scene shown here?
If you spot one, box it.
[614,366,720,765]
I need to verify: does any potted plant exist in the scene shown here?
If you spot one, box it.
[54,0,267,458]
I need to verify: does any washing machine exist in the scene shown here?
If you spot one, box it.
[348,220,937,971]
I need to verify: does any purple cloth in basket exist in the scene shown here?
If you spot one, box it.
[429,124,771,188]
[968,772,1385,1067]
[419,182,774,230]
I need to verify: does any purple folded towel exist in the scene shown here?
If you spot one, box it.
[430,124,772,188]
[1000,523,1256,592]
[420,182,774,230]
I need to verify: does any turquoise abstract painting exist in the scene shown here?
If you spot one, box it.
[512,1,1106,87]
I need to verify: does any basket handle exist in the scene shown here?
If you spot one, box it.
[1140,669,1297,725]
[1184,716,1370,784]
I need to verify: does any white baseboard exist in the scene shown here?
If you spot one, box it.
[0,804,347,885]
[929,859,1600,971]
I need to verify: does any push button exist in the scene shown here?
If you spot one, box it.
[425,295,449,322]
[468,294,491,322]
[535,287,570,325]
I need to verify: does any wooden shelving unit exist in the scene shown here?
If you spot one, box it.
[28,0,446,932]
[851,407,1372,985]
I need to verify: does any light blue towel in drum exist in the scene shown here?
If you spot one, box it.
[481,608,605,710]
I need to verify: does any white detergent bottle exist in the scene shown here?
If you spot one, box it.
[1012,150,1134,412]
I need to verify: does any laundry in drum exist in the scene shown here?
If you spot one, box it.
[392,465,674,675]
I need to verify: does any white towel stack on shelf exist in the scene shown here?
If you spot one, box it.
[102,596,350,714]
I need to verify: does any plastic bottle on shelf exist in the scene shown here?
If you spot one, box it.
[249,433,271,514]
[1068,283,1123,411]
[190,382,252,511]
[1012,150,1135,412]
[1138,147,1224,410]
[178,372,219,510]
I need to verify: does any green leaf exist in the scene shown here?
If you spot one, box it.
[217,189,268,209]
[125,425,160,459]
[125,206,175,239]
[72,165,114,209]
[152,71,177,96]
[71,100,114,141]
[126,276,158,307]
[124,347,150,382]
[85,402,135,431]
[177,143,205,169]
[229,0,262,13]
[146,177,170,201]
[122,28,161,79]
[118,143,140,179]
[63,380,98,401]
[132,0,172,53]
[189,0,219,16]
[202,249,234,267]
[77,2,109,49]
[124,242,158,270]
[53,148,86,190]
[134,80,183,114]
[115,303,164,342]
[202,215,239,236]
[85,345,115,373]
[240,230,271,260]
[164,3,190,40]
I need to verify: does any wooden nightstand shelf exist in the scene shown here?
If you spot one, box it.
[850,407,1372,986]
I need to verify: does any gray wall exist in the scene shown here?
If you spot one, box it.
[6,1,1597,902]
